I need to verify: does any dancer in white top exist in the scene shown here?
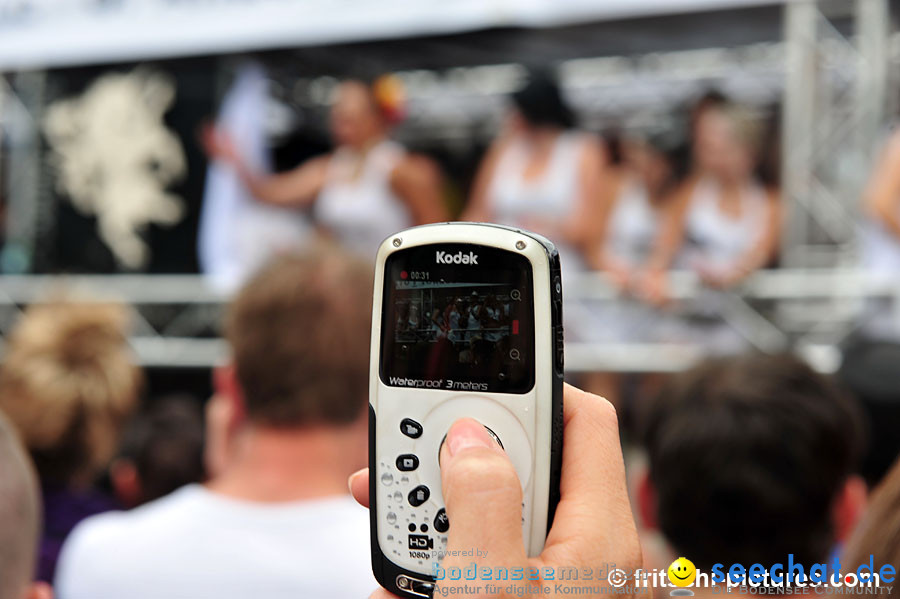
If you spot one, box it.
[859,127,900,339]
[643,101,781,305]
[582,134,684,352]
[862,129,900,274]
[593,135,677,293]
[465,71,605,270]
[465,71,606,344]
[205,78,448,259]
[637,100,781,355]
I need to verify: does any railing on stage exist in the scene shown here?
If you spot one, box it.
[1,269,898,372]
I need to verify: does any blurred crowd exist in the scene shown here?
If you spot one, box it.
[3,66,900,599]
[1,242,900,599]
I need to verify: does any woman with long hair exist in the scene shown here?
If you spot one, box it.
[640,99,782,354]
[643,100,781,303]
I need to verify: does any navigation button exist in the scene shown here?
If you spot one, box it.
[483,426,504,449]
[408,485,430,507]
[400,418,423,439]
[434,508,449,533]
[396,454,419,471]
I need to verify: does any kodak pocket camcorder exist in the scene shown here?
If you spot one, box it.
[368,222,564,598]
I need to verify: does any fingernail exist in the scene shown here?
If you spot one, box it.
[446,419,498,457]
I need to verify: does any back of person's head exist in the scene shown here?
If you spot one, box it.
[0,412,45,599]
[842,456,900,598]
[640,353,865,569]
[511,69,574,130]
[111,395,205,507]
[226,246,373,428]
[0,302,142,487]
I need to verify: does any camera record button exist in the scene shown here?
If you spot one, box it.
[434,508,449,533]
[408,485,430,506]
[400,418,423,439]
[396,454,419,471]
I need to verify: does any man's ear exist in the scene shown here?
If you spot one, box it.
[213,363,247,425]
[110,458,142,508]
[637,469,659,531]
[833,474,868,544]
[25,581,53,599]
[205,363,248,478]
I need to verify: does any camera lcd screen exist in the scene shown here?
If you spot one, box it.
[380,243,535,394]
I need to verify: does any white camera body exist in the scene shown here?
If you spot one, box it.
[368,223,564,598]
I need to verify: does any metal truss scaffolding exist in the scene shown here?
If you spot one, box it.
[0,1,896,372]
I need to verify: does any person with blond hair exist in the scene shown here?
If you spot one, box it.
[0,302,141,582]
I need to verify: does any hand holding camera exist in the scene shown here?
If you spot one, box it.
[352,384,642,599]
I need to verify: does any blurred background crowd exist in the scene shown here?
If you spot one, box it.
[3,0,900,598]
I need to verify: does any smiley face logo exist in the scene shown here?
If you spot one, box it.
[667,557,696,587]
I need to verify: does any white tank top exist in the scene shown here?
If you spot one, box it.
[485,131,587,270]
[680,176,768,272]
[314,139,412,259]
[861,127,900,274]
[860,214,900,342]
[862,216,900,273]
[605,175,659,267]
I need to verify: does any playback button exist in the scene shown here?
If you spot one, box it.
[396,454,419,472]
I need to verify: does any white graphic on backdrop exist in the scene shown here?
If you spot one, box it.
[44,69,186,268]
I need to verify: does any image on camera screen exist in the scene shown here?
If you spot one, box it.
[380,245,535,394]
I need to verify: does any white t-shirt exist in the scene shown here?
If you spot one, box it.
[55,485,377,599]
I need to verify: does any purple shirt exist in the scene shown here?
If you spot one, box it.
[39,484,119,583]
